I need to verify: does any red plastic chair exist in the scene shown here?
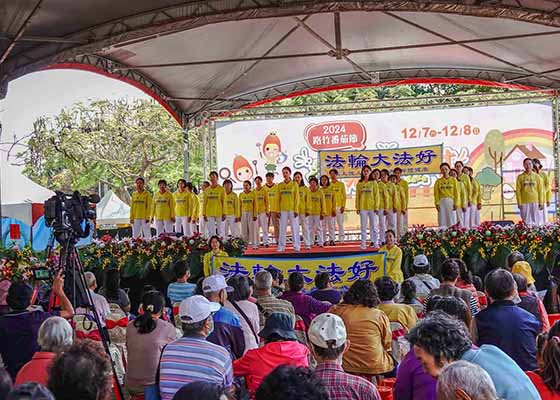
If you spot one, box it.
[377,385,393,400]
[379,378,396,388]
[548,313,560,326]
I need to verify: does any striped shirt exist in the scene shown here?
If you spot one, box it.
[167,282,196,304]
[315,362,381,400]
[159,335,233,400]
[254,294,296,329]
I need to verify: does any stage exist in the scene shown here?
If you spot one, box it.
[243,240,379,258]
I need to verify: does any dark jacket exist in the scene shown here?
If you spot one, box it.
[518,293,542,330]
[207,306,245,360]
[475,300,540,371]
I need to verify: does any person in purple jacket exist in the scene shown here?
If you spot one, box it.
[280,272,331,329]
[311,273,341,305]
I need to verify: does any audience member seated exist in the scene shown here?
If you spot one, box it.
[476,269,539,371]
[437,361,498,400]
[255,365,329,400]
[0,280,11,316]
[159,295,232,400]
[425,259,478,316]
[514,273,549,332]
[125,290,176,396]
[225,275,260,352]
[202,275,245,359]
[309,313,381,400]
[233,312,309,396]
[266,267,285,298]
[47,340,112,400]
[171,381,230,400]
[253,271,296,330]
[454,258,480,308]
[99,268,131,314]
[0,271,74,379]
[83,272,111,328]
[406,312,540,400]
[7,382,54,400]
[526,323,560,400]
[425,296,475,339]
[167,260,196,304]
[404,254,440,301]
[311,273,341,305]
[400,279,421,305]
[280,272,331,329]
[329,280,394,379]
[0,367,12,400]
[15,317,73,386]
[375,276,417,331]
[506,251,537,293]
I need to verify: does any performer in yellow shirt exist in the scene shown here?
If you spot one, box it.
[264,172,280,244]
[203,172,226,237]
[277,166,300,252]
[394,167,409,238]
[174,179,192,237]
[306,176,325,249]
[379,229,404,283]
[455,161,472,228]
[253,176,269,248]
[385,172,399,233]
[202,235,229,277]
[378,170,391,242]
[329,168,347,243]
[450,169,468,228]
[533,158,551,225]
[198,181,209,237]
[129,177,152,239]
[151,179,175,236]
[294,172,310,250]
[389,174,405,233]
[516,158,543,227]
[465,167,481,227]
[223,179,240,238]
[356,166,378,250]
[239,180,256,248]
[434,163,460,229]
[320,175,336,246]
[190,184,200,235]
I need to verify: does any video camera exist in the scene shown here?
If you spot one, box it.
[44,191,100,239]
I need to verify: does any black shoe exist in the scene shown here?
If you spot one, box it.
[329,240,336,246]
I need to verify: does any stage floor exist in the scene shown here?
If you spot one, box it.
[243,240,379,258]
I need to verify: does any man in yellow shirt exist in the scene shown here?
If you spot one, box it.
[174,179,192,237]
[516,158,543,227]
[434,163,460,229]
[533,158,551,225]
[253,176,269,248]
[265,172,280,244]
[151,179,175,236]
[198,181,209,237]
[306,176,325,249]
[129,177,152,239]
[394,167,409,238]
[329,169,347,243]
[239,180,257,248]
[203,172,226,237]
[223,179,240,238]
[277,166,300,252]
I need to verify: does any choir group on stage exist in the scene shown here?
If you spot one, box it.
[128,156,552,251]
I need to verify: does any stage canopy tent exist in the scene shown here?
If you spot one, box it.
[3,1,560,126]
[96,190,131,226]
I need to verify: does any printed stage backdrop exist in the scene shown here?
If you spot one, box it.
[216,103,554,228]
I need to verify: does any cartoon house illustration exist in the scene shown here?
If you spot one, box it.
[503,144,545,183]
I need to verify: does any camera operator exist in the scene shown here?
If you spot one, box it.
[0,270,74,380]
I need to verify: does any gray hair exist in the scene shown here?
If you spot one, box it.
[255,271,272,290]
[84,271,96,288]
[437,361,498,400]
[38,316,73,352]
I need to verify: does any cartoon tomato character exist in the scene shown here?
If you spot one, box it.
[233,155,254,182]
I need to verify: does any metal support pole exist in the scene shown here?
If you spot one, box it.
[182,114,190,181]
[334,12,342,60]
[209,119,216,172]
[202,121,208,180]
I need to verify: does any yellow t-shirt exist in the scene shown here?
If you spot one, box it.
[298,186,310,215]
[516,171,543,205]
[469,178,482,206]
[379,244,403,283]
[385,182,398,211]
[397,179,409,210]
[253,187,268,214]
[239,191,256,216]
[277,180,299,212]
[321,186,336,217]
[130,190,152,220]
[307,189,325,216]
[224,191,240,217]
[355,181,377,212]
[459,174,472,205]
[377,303,418,331]
[174,190,191,217]
[191,192,200,219]
[434,177,460,208]
[264,184,279,213]
[203,185,226,217]
[540,171,552,203]
[203,249,229,277]
[377,181,391,211]
[330,180,347,209]
[152,191,175,220]
[457,180,468,209]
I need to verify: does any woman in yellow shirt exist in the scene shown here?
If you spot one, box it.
[533,158,551,225]
[174,179,192,237]
[516,158,543,227]
[375,276,417,331]
[277,166,300,252]
[294,172,310,250]
[151,179,175,236]
[203,172,226,237]
[320,175,336,247]
[130,177,152,239]
[379,229,404,283]
[386,173,400,233]
[305,176,325,249]
[378,170,391,242]
[203,235,229,277]
[450,169,468,228]
[329,168,347,243]
[253,176,269,247]
[434,163,459,229]
[465,167,481,228]
[356,166,378,250]
[239,180,256,248]
[394,167,409,238]
[223,179,240,238]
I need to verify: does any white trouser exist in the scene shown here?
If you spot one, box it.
[240,212,255,245]
[299,213,310,247]
[132,219,152,239]
[322,216,335,243]
[206,217,224,237]
[520,203,539,227]
[386,211,397,232]
[155,220,174,236]
[335,207,345,242]
[456,208,465,227]
[538,204,548,225]
[438,198,457,229]
[469,205,480,227]
[396,212,405,238]
[279,211,301,251]
[360,210,377,249]
[191,221,198,235]
[376,210,386,244]
[175,216,191,237]
[307,215,323,246]
[255,213,269,246]
[223,215,238,238]
[463,207,472,229]
[199,217,207,238]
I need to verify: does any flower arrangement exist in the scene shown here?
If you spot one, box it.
[0,246,44,283]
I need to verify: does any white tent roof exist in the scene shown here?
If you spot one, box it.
[1,161,54,205]
[96,190,130,226]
